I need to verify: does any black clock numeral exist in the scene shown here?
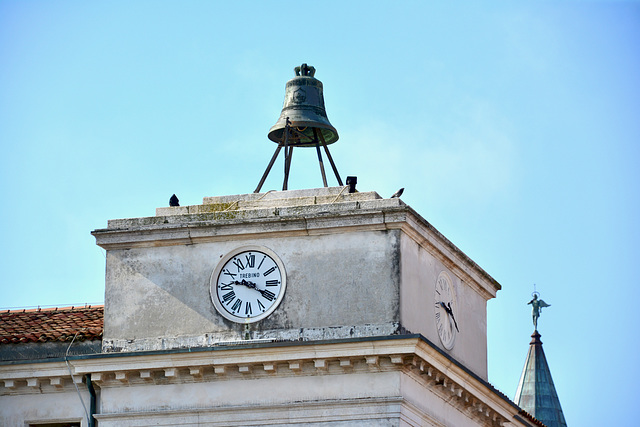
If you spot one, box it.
[265,280,280,286]
[219,283,233,291]
[233,258,245,271]
[257,255,266,270]
[223,269,237,279]
[245,301,252,315]
[231,299,242,313]
[263,266,277,276]
[435,312,441,320]
[257,300,266,311]
[245,254,255,268]
[262,290,276,301]
[222,291,236,303]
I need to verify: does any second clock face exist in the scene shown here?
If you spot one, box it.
[210,245,286,323]
[434,271,458,350]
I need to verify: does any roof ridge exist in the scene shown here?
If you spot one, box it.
[2,305,104,314]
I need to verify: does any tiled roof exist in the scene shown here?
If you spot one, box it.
[0,306,103,344]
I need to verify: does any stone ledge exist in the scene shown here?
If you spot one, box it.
[201,187,381,205]
[156,188,382,218]
[93,204,406,248]
[101,323,401,354]
[108,195,400,230]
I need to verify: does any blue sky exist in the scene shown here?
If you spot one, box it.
[1,2,639,425]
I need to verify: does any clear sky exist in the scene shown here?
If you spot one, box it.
[1,1,638,425]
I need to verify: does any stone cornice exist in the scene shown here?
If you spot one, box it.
[1,335,525,426]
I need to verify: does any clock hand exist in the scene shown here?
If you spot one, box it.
[439,301,451,314]
[446,302,459,332]
[438,301,459,333]
[233,280,273,299]
[238,279,257,289]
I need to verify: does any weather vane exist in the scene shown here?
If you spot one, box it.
[528,284,550,330]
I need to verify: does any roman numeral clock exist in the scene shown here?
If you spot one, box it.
[210,245,287,323]
[434,271,460,350]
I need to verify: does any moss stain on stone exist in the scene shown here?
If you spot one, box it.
[188,202,245,221]
[210,210,242,221]
[198,202,240,213]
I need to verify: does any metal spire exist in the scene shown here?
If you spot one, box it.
[515,290,567,427]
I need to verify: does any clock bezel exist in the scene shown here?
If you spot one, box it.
[209,245,287,324]
[434,271,458,350]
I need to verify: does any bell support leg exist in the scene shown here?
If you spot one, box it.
[254,144,283,193]
[313,128,329,187]
[318,132,343,186]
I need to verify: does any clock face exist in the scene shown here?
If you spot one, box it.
[434,271,458,350]
[210,246,286,323]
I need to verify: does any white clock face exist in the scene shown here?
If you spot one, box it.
[434,271,458,350]
[210,246,286,323]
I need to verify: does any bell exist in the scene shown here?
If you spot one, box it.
[255,64,344,193]
[268,64,339,147]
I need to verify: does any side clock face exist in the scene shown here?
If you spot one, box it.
[210,245,286,323]
[434,272,459,350]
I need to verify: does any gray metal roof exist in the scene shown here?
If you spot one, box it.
[515,331,567,427]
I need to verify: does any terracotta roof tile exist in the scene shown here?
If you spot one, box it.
[0,306,103,344]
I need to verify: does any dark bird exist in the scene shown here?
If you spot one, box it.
[169,194,180,207]
[390,188,404,198]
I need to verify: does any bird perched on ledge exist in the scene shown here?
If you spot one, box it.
[391,188,404,198]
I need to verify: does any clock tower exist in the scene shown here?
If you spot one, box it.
[0,65,542,427]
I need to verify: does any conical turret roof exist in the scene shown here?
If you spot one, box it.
[515,331,567,427]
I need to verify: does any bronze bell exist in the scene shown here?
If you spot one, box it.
[268,64,339,147]
[255,64,343,193]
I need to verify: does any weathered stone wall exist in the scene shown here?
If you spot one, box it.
[102,230,402,351]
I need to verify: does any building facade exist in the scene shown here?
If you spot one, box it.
[1,187,543,426]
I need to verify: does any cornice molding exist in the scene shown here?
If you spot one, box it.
[92,193,500,298]
[1,336,525,426]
